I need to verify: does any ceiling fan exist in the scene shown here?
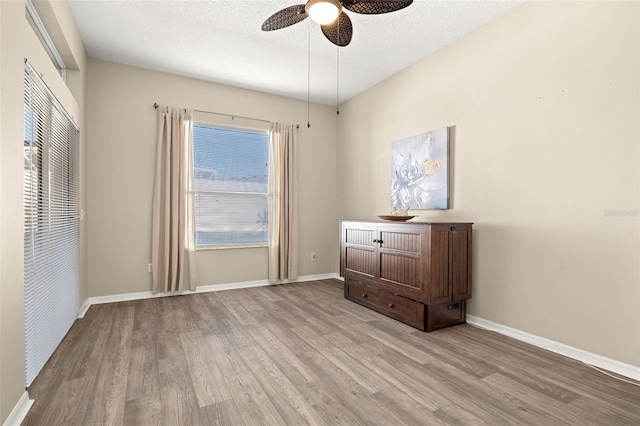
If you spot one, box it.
[261,0,413,47]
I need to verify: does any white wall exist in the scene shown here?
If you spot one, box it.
[337,0,639,366]
[86,60,338,297]
[0,0,86,422]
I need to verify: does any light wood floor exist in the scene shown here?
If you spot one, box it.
[23,279,639,425]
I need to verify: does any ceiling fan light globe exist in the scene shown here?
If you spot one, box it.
[305,0,342,25]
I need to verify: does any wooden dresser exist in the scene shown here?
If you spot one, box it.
[340,220,473,331]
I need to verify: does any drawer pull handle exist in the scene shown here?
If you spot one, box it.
[388,303,395,308]
[372,239,384,245]
[451,226,456,231]
[447,303,459,310]
[362,293,368,298]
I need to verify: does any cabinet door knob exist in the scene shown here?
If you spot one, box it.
[362,293,368,298]
[388,303,395,308]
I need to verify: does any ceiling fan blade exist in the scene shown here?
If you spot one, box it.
[321,12,353,47]
[261,4,308,31]
[341,0,413,15]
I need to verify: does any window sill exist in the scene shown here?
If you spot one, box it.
[196,244,268,251]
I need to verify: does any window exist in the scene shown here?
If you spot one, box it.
[193,124,269,248]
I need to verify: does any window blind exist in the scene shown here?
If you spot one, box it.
[23,62,79,387]
[193,124,269,247]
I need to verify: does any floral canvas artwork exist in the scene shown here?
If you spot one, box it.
[391,127,449,210]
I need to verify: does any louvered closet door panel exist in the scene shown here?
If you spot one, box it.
[24,64,80,387]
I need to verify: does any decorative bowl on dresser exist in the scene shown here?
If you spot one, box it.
[340,220,473,331]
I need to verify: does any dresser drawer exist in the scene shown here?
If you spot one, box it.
[426,301,466,331]
[345,278,426,330]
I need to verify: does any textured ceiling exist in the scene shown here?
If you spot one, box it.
[69,0,524,105]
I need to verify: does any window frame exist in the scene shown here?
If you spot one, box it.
[192,120,270,250]
[25,0,67,81]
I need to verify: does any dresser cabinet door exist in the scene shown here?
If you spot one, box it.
[376,224,426,300]
[341,222,378,283]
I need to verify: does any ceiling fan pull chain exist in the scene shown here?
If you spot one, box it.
[336,16,340,115]
[307,18,311,128]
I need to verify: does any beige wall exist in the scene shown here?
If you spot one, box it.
[337,0,639,366]
[86,60,337,297]
[0,0,86,422]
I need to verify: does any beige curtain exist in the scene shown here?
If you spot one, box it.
[152,106,196,293]
[268,123,299,283]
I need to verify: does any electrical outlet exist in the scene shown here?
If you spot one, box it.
[311,252,317,261]
[148,263,153,273]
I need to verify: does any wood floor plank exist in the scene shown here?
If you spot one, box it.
[246,323,319,386]
[493,363,582,404]
[158,355,203,425]
[251,316,316,354]
[125,328,159,401]
[237,345,328,425]
[480,372,590,424]
[447,325,556,369]
[433,402,492,425]
[153,309,185,360]
[533,363,640,422]
[297,350,415,426]
[378,325,500,380]
[228,288,263,312]
[201,332,247,378]
[198,399,247,426]
[132,298,158,331]
[23,375,94,426]
[302,334,393,393]
[225,304,259,326]
[23,279,640,426]
[316,313,371,345]
[347,318,437,364]
[179,330,232,407]
[373,387,450,426]
[122,395,163,426]
[532,360,640,405]
[82,305,135,425]
[296,380,367,426]
[345,342,451,411]
[567,394,640,425]
[419,358,548,425]
[223,373,286,425]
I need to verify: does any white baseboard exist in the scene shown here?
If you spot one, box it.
[78,273,340,318]
[3,392,33,426]
[466,314,640,381]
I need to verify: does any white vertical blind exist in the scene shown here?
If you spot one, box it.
[23,62,79,387]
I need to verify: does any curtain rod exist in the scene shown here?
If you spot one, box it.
[153,103,299,129]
